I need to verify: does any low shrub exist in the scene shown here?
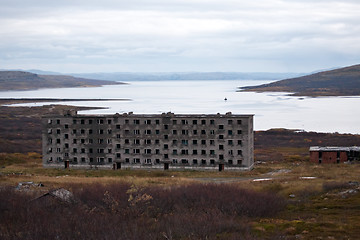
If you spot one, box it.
[0,183,286,239]
[323,181,350,192]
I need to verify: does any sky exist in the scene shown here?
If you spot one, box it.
[1,0,360,73]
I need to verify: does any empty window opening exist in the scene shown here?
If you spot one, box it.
[181,149,189,155]
[181,159,189,164]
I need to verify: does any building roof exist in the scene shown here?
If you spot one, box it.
[44,111,254,118]
[309,146,360,152]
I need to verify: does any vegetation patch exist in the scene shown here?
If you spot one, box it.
[0,183,285,240]
[0,152,41,167]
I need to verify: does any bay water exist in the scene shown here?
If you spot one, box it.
[1,80,359,134]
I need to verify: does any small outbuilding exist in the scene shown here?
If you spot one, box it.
[309,146,360,164]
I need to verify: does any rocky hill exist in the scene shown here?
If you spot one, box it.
[241,64,360,96]
[0,71,122,91]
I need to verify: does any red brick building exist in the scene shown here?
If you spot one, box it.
[309,146,360,164]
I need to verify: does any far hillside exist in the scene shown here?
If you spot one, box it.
[71,72,303,81]
[0,71,123,91]
[240,64,360,96]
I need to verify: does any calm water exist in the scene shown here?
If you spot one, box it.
[2,80,360,134]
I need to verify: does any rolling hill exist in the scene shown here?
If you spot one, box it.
[240,64,360,96]
[0,71,123,91]
[70,72,304,81]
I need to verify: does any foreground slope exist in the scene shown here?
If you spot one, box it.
[241,64,360,96]
[0,71,123,91]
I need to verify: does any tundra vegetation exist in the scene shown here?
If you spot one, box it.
[1,102,360,239]
[0,182,285,240]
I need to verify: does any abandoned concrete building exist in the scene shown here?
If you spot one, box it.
[309,146,360,164]
[42,111,254,171]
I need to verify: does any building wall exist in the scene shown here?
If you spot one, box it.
[310,150,348,163]
[42,112,254,171]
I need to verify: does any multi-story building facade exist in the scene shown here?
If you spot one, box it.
[42,111,254,171]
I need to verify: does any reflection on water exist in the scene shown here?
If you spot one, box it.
[1,80,360,134]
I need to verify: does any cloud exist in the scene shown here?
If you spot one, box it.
[1,0,360,72]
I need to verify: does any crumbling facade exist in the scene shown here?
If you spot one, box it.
[309,146,360,164]
[42,111,254,171]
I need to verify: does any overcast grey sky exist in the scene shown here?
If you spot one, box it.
[1,0,359,73]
